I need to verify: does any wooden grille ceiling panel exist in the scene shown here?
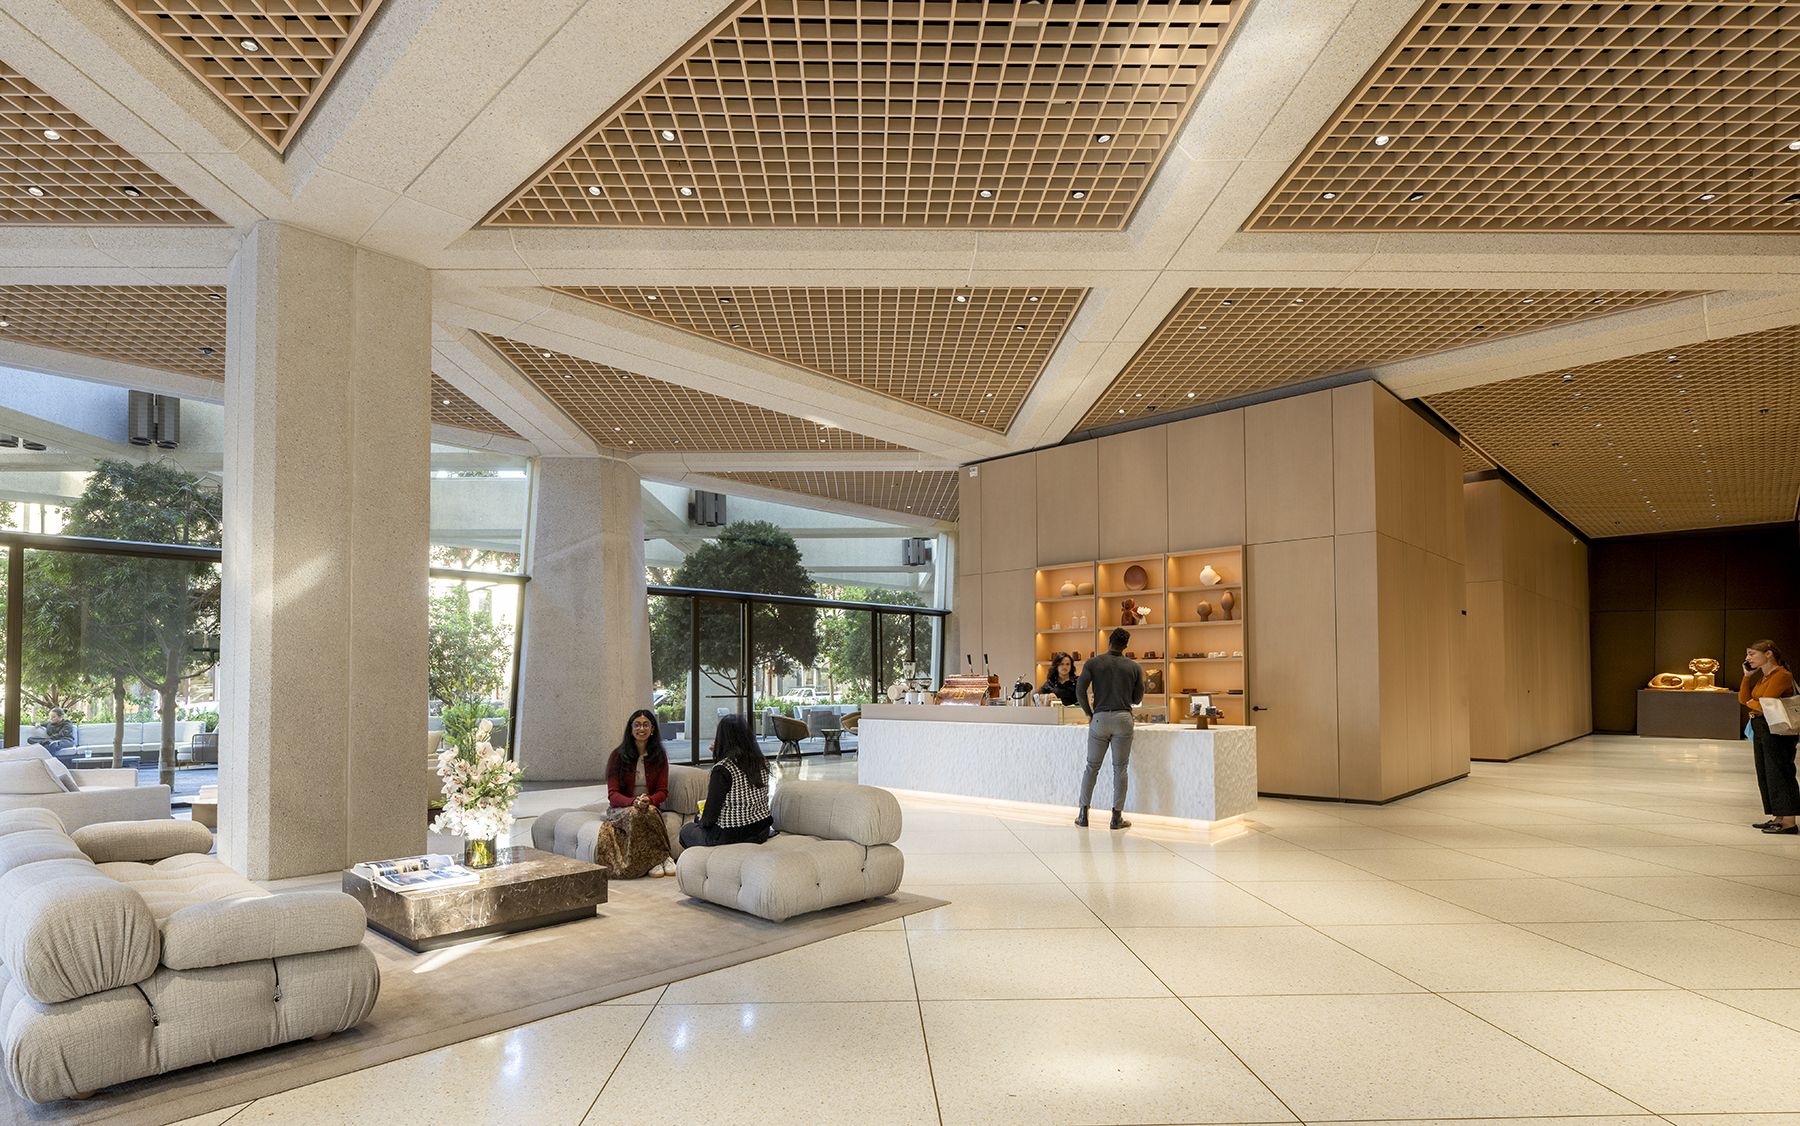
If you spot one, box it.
[1248,2,1800,232]
[556,286,1085,431]
[431,374,520,438]
[0,285,225,378]
[1073,286,1701,432]
[490,0,1245,229]
[110,0,387,152]
[0,63,220,224]
[1460,441,1494,474]
[711,470,960,519]
[1428,323,1800,537]
[485,335,907,453]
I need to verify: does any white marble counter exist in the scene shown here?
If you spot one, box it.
[860,703,1066,725]
[859,717,1257,823]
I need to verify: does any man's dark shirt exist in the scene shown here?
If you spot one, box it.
[40,719,73,741]
[1075,652,1145,716]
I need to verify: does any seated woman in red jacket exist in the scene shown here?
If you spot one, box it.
[600,709,675,877]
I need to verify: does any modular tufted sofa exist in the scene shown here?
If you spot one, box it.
[0,748,171,831]
[0,809,378,1103]
[676,780,904,923]
[532,762,709,866]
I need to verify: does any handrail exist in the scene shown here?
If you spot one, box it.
[0,530,220,562]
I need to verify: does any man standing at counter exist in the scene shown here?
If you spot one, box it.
[1075,627,1145,830]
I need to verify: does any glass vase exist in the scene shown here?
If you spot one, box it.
[464,837,498,869]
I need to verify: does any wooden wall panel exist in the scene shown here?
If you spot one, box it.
[1370,382,1407,545]
[980,454,1037,574]
[1656,539,1729,609]
[1097,427,1169,559]
[1249,536,1340,797]
[1332,383,1377,536]
[1654,609,1727,677]
[980,568,1035,685]
[1335,531,1383,800]
[1464,479,1502,584]
[1590,610,1657,731]
[954,576,982,670]
[1166,410,1246,551]
[1466,580,1506,761]
[1036,441,1099,566]
[1246,394,1335,545]
[959,468,982,575]
[1590,541,1655,612]
[1431,549,1470,781]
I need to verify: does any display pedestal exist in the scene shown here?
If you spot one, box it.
[1636,690,1743,740]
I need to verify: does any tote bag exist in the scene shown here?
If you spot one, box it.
[1764,695,1800,737]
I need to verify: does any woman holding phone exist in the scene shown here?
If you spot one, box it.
[1740,640,1798,834]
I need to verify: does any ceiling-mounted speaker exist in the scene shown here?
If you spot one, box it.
[689,490,726,527]
[20,439,45,451]
[0,434,16,448]
[903,537,933,566]
[152,395,180,448]
[128,390,155,445]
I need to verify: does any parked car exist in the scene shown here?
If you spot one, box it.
[779,686,833,705]
[652,688,671,707]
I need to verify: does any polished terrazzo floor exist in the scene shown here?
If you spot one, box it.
[178,734,1800,1125]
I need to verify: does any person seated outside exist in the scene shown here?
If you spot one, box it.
[597,709,676,878]
[26,709,76,762]
[679,714,773,850]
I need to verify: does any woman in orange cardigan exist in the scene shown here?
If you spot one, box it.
[1740,640,1798,834]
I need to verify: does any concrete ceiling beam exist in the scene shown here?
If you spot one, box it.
[430,322,601,456]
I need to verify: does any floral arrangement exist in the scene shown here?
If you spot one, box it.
[431,718,524,842]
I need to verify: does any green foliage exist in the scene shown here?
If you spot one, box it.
[441,701,509,754]
[428,589,513,707]
[818,587,927,697]
[649,521,819,697]
[183,709,220,732]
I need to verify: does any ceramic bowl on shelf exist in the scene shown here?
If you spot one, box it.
[1123,565,1148,590]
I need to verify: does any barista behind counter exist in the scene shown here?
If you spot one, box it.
[1039,652,1079,706]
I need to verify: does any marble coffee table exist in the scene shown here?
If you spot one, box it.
[343,846,609,951]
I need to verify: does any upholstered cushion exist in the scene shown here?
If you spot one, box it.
[97,854,266,922]
[0,830,88,879]
[40,759,78,794]
[665,764,710,816]
[0,809,67,839]
[676,836,905,923]
[0,760,65,796]
[0,857,161,1004]
[158,890,370,970]
[0,746,51,764]
[770,781,902,846]
[72,820,214,865]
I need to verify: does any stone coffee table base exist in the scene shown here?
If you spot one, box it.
[343,846,609,952]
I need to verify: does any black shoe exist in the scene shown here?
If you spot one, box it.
[1754,819,1780,830]
[1110,812,1131,831]
[1763,823,1799,835]
[1075,807,1089,828]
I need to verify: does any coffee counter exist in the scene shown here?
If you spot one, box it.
[858,704,1256,824]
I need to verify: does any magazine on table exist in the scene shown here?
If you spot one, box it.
[353,854,481,892]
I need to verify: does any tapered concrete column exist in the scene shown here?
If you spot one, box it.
[516,456,649,781]
[219,222,430,879]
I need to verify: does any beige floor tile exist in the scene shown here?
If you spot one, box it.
[1664,1116,1800,1126]
[1320,848,1533,881]
[899,851,1061,885]
[1160,828,1308,854]
[660,930,916,1003]
[1037,849,1217,883]
[1440,806,1596,827]
[1184,848,1387,881]
[1458,846,1690,878]
[601,985,666,1005]
[1520,921,1800,989]
[905,928,1173,1000]
[1732,873,1800,896]
[1263,825,1430,850]
[242,1003,648,1126]
[893,809,1009,832]
[1068,879,1302,927]
[1120,925,1423,995]
[1569,875,1800,919]
[1517,824,1699,849]
[893,828,1033,854]
[1239,802,1356,828]
[1455,990,1800,1114]
[1388,825,1568,849]
[1716,917,1800,949]
[1001,823,1174,852]
[921,997,1296,1126]
[588,1001,937,1125]
[1318,922,1673,992]
[1596,844,1800,876]
[1233,880,1491,926]
[1653,821,1795,845]
[1326,806,1484,827]
[1698,988,1800,1033]
[1309,1118,1664,1126]
[1399,878,1684,923]
[1189,993,1640,1120]
[166,1105,251,1126]
[900,882,1105,930]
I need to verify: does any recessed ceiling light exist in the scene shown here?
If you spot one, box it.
[1013,324,1025,330]
[1667,354,1678,361]
[0,320,9,328]
[206,293,222,300]
[978,409,985,413]
[1373,134,1391,146]
[200,347,214,355]
[1591,298,1604,304]
[441,399,451,406]
[587,186,603,196]
[1319,191,1337,200]
[985,393,994,397]
[678,187,693,197]
[718,297,733,304]
[930,392,939,396]
[1027,296,1040,302]
[542,352,552,358]
[1186,392,1195,398]
[121,185,144,197]
[1118,409,1125,414]
[954,294,968,303]
[1070,190,1087,199]
[41,129,60,141]
[646,294,659,301]
[1219,300,1232,306]
[729,323,741,329]
[1135,392,1143,397]
[240,38,260,52]
[1788,141,1800,150]
[1291,298,1305,304]
[660,129,677,141]
[1785,194,1800,204]
[1095,133,1112,144]
[978,189,994,199]
[1698,193,1716,202]
[614,427,621,431]
[24,186,44,197]
[1406,192,1425,202]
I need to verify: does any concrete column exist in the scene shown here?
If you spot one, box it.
[220,222,430,880]
[516,456,649,781]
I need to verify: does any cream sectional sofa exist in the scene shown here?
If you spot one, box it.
[0,810,378,1103]
[532,762,709,865]
[675,779,904,923]
[0,751,171,831]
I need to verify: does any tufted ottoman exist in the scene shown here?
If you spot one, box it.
[676,780,903,922]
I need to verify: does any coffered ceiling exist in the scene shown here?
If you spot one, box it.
[0,63,220,225]
[109,0,388,152]
[554,286,1085,431]
[488,0,1244,229]
[0,285,225,379]
[1428,322,1800,537]
[484,335,908,454]
[1248,1,1800,232]
[430,374,519,438]
[710,470,960,520]
[1073,287,1702,433]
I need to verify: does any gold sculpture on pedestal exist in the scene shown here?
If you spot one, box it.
[1647,657,1733,692]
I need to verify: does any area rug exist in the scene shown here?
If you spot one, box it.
[1,878,946,1126]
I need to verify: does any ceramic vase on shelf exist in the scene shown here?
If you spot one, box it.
[1060,581,1077,597]
[1077,582,1094,596]
[1198,565,1221,586]
[1220,591,1236,620]
[464,838,498,869]
[1197,600,1212,621]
